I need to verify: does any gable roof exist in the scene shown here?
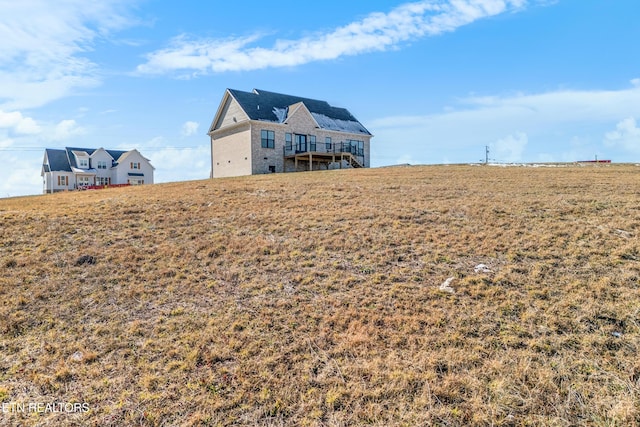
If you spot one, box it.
[65,147,128,168]
[43,147,145,172]
[225,88,371,136]
[44,149,72,172]
[116,149,155,169]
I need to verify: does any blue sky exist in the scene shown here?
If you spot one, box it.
[1,0,640,197]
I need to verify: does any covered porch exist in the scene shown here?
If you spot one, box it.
[72,168,97,189]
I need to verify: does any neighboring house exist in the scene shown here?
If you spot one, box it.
[208,88,373,178]
[41,147,154,194]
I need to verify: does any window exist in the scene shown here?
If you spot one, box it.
[128,178,144,185]
[96,177,111,186]
[57,175,68,186]
[295,134,307,152]
[78,158,89,168]
[268,165,276,173]
[130,162,141,169]
[325,137,332,150]
[78,176,91,187]
[97,160,107,169]
[285,133,292,150]
[346,140,364,156]
[309,135,316,152]
[261,130,275,148]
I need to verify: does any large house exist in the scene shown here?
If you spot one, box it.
[41,147,154,193]
[208,89,372,178]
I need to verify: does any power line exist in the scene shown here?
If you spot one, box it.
[134,147,206,152]
[0,146,205,152]
[0,147,45,151]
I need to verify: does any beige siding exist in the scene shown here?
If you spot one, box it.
[212,125,252,178]
[363,135,371,168]
[285,103,320,135]
[213,97,249,131]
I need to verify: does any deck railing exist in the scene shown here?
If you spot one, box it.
[284,141,364,159]
[78,183,131,190]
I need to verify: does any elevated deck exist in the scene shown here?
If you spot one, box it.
[283,141,364,172]
[284,151,363,171]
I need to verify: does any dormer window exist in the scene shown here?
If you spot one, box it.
[78,158,89,168]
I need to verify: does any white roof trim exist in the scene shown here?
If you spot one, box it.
[89,148,114,160]
[71,167,97,174]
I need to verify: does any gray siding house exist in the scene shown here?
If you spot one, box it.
[208,89,373,178]
[41,147,154,193]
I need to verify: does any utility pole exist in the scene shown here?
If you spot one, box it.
[485,145,490,165]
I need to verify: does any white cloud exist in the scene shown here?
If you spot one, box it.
[181,121,200,137]
[631,78,640,88]
[137,0,528,76]
[0,0,138,109]
[145,136,167,148]
[372,84,640,133]
[0,151,43,198]
[396,154,415,165]
[118,136,210,183]
[0,111,87,149]
[51,119,85,141]
[604,117,640,154]
[370,82,640,165]
[0,138,13,149]
[147,145,210,183]
[0,110,41,134]
[493,132,527,162]
[0,115,88,196]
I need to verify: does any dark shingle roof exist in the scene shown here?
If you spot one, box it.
[44,149,72,172]
[65,147,128,167]
[44,147,131,171]
[106,149,128,161]
[227,89,371,135]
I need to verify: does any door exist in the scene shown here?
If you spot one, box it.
[295,134,307,153]
[78,176,92,187]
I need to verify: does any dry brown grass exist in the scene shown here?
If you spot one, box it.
[1,164,639,426]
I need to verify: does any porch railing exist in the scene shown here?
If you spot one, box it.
[284,141,364,159]
[78,183,131,190]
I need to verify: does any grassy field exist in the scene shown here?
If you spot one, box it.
[1,164,639,426]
